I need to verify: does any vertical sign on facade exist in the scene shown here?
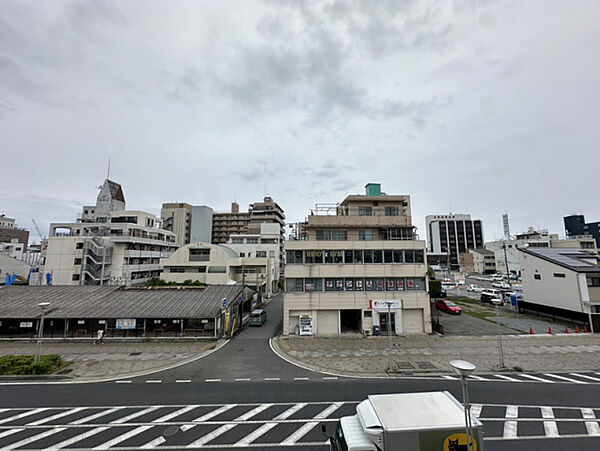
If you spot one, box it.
[502,213,510,238]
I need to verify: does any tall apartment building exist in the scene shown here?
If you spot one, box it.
[161,203,214,246]
[0,215,30,252]
[44,180,177,286]
[425,214,483,269]
[565,214,600,249]
[284,183,431,336]
[212,203,251,244]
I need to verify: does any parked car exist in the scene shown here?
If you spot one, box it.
[492,281,512,289]
[435,299,461,314]
[467,284,483,292]
[491,274,504,281]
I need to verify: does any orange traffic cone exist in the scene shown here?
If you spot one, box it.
[584,326,589,333]
[576,326,580,333]
[530,327,534,334]
[565,327,569,334]
[548,327,552,334]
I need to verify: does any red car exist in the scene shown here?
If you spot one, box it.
[435,299,461,315]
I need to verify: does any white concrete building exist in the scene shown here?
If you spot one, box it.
[161,242,276,298]
[425,214,484,269]
[520,247,600,331]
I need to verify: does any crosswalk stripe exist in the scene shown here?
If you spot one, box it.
[519,374,555,383]
[186,404,273,447]
[543,374,587,384]
[70,407,124,424]
[0,429,24,440]
[180,404,237,431]
[29,407,85,425]
[494,374,521,382]
[581,408,600,436]
[151,405,199,423]
[503,406,518,438]
[468,375,491,381]
[4,427,67,450]
[44,426,110,450]
[541,407,559,437]
[0,408,49,424]
[140,436,166,448]
[570,373,600,382]
[235,403,308,446]
[282,403,343,445]
[442,375,457,380]
[92,425,154,449]
[110,406,160,424]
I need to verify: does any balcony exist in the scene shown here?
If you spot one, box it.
[305,215,412,228]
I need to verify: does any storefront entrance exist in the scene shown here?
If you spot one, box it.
[379,312,396,336]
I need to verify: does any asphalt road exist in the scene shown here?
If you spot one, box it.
[0,293,598,450]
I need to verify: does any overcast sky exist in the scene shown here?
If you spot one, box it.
[2,0,599,244]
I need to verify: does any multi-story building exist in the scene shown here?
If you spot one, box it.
[161,242,276,298]
[425,214,483,269]
[564,214,600,249]
[43,180,177,286]
[520,247,600,331]
[212,203,251,244]
[161,203,214,246]
[0,215,30,252]
[459,248,496,274]
[283,183,430,336]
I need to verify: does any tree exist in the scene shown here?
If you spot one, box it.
[429,279,442,298]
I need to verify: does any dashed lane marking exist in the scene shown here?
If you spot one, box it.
[293,377,309,381]
[176,379,191,383]
[264,378,280,381]
[234,378,251,382]
[570,373,600,382]
[145,380,162,384]
[115,380,132,384]
[205,379,221,382]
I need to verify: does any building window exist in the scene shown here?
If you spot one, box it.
[239,252,245,257]
[404,250,415,263]
[384,250,393,263]
[335,278,344,291]
[169,267,185,273]
[587,277,600,287]
[393,250,403,263]
[396,278,405,291]
[353,250,363,264]
[365,278,374,291]
[534,274,541,280]
[305,250,323,264]
[76,242,84,249]
[256,251,267,258]
[415,250,424,263]
[316,230,347,240]
[359,206,372,216]
[197,267,206,273]
[231,238,243,244]
[373,250,383,264]
[385,207,398,216]
[324,250,344,264]
[286,278,303,292]
[406,277,425,290]
[364,310,372,318]
[72,274,80,281]
[189,248,210,262]
[74,258,82,265]
[553,273,566,278]
[358,230,373,241]
[286,250,303,264]
[375,278,385,291]
[345,278,354,291]
[325,278,335,291]
[354,278,364,291]
[386,278,395,291]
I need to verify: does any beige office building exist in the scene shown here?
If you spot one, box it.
[283,184,431,336]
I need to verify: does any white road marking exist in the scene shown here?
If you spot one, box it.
[503,406,518,438]
[570,373,600,382]
[151,405,199,423]
[4,427,67,450]
[294,377,309,381]
[468,375,491,381]
[541,407,559,437]
[235,378,251,382]
[519,374,555,383]
[471,404,483,418]
[44,426,109,450]
[115,380,132,384]
[544,373,587,384]
[442,375,457,380]
[282,402,343,445]
[180,404,237,432]
[92,425,154,449]
[264,378,280,381]
[29,407,85,425]
[205,379,221,382]
[70,407,124,424]
[111,406,161,424]
[0,408,49,424]
[145,380,162,384]
[235,403,307,446]
[494,374,522,382]
[140,436,166,448]
[581,408,600,436]
[175,380,191,383]
[323,377,338,380]
[0,429,24,440]
[186,404,273,447]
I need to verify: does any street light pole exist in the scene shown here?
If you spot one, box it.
[502,242,510,282]
[385,300,394,373]
[450,360,476,451]
[34,302,51,365]
[492,298,505,368]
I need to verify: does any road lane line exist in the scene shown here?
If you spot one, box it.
[494,374,522,382]
[205,379,221,382]
[519,374,555,383]
[541,407,559,437]
[145,380,162,384]
[503,406,518,438]
[570,373,600,382]
[543,374,587,384]
[323,377,338,380]
[470,404,483,418]
[70,407,124,424]
[92,425,154,449]
[0,408,50,424]
[180,404,237,432]
[111,406,161,424]
[151,405,199,423]
[294,377,309,381]
[44,426,110,450]
[175,380,191,383]
[140,436,166,448]
[186,404,272,447]
[115,380,131,384]
[4,427,67,450]
[581,408,600,436]
[282,402,343,445]
[264,378,280,381]
[235,378,251,382]
[29,407,85,425]
[235,403,307,446]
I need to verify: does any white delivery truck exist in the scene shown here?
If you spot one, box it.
[326,391,484,451]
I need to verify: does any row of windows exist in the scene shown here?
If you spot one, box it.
[286,249,424,265]
[358,206,399,216]
[285,277,426,293]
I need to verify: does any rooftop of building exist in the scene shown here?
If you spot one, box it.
[105,179,125,203]
[521,247,600,273]
[470,248,495,256]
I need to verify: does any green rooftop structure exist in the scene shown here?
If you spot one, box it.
[365,183,381,196]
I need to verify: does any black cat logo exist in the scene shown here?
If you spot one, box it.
[447,438,468,451]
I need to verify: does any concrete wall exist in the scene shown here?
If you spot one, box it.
[44,237,82,285]
[191,206,213,244]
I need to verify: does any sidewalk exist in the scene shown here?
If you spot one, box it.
[274,333,600,376]
[0,340,222,381]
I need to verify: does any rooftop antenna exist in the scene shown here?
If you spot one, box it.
[106,158,111,180]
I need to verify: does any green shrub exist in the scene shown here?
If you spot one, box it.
[429,279,443,298]
[0,354,66,375]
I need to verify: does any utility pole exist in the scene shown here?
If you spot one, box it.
[502,242,510,282]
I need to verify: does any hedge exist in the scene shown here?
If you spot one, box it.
[0,354,66,375]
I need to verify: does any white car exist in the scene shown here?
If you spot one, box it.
[467,284,483,292]
[492,281,511,289]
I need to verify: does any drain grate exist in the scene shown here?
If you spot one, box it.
[394,361,416,370]
[415,361,437,370]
